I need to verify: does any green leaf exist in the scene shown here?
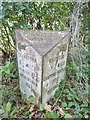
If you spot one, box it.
[0,66,3,73]
[5,69,10,75]
[46,111,52,118]
[54,89,61,98]
[68,102,75,107]
[0,109,4,115]
[62,102,67,107]
[5,61,10,68]
[6,102,12,113]
[23,111,29,117]
[10,108,18,117]
[28,95,34,104]
[81,103,88,107]
[75,104,80,113]
[40,104,45,111]
[0,73,2,81]
[67,95,72,100]
[81,108,90,114]
[3,103,6,111]
[51,112,59,118]
[21,93,26,101]
[64,113,72,118]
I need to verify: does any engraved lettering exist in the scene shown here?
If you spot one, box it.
[47,84,58,94]
[44,67,65,81]
[26,82,31,89]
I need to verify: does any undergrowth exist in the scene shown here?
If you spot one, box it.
[0,53,89,119]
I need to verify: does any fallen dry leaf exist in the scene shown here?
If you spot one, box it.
[58,107,64,117]
[45,104,51,112]
[53,106,64,117]
[34,98,38,105]
[29,104,34,112]
[26,100,31,109]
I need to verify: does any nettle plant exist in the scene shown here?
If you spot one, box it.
[0,102,18,118]
[0,60,18,82]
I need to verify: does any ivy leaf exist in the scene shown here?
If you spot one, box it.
[51,112,59,118]
[68,102,75,107]
[62,102,67,107]
[28,95,34,104]
[64,113,72,118]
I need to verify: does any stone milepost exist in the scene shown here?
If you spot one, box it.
[15,30,70,103]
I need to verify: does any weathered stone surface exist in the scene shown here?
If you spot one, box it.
[15,30,70,103]
[42,35,69,103]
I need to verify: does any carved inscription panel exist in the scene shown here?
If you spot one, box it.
[42,37,69,103]
[17,42,42,100]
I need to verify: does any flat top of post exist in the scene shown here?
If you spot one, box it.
[15,30,69,56]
